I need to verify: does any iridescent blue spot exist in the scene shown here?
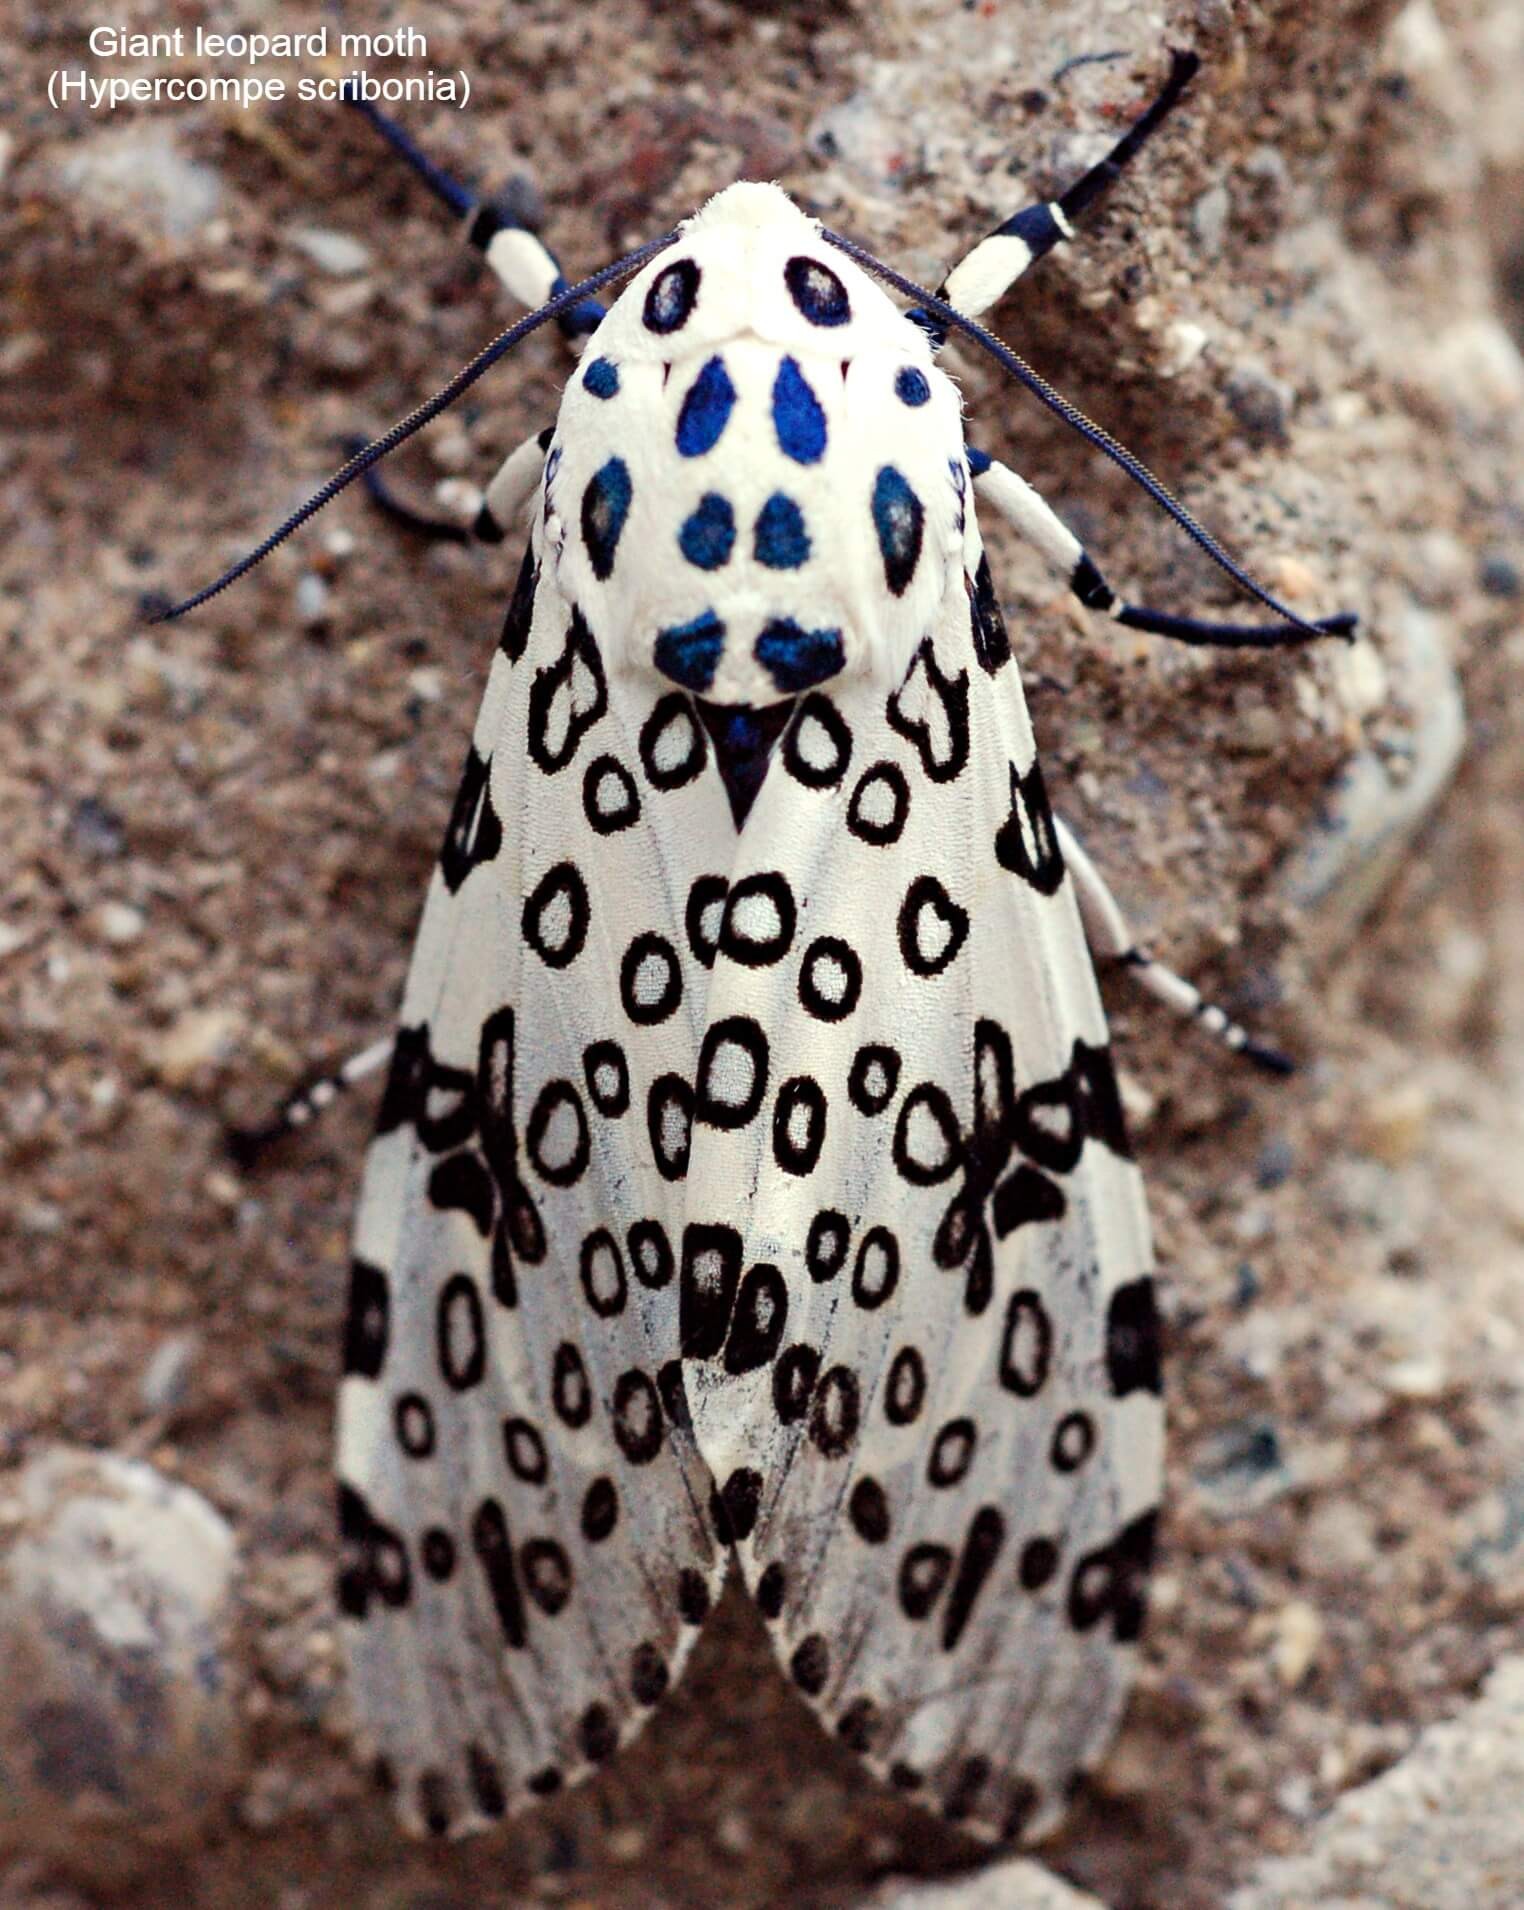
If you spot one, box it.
[966,446,992,477]
[655,611,726,692]
[871,466,924,597]
[755,618,845,692]
[583,357,620,399]
[643,259,700,334]
[678,493,736,571]
[895,367,930,407]
[784,256,852,327]
[772,357,827,465]
[581,457,632,581]
[675,356,737,458]
[754,493,810,570]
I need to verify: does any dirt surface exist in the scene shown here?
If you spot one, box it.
[2,1,1522,1906]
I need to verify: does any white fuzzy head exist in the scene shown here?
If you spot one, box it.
[540,183,969,707]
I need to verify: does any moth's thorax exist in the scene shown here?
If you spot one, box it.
[540,183,969,707]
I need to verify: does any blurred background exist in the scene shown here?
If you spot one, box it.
[1,3,1521,1906]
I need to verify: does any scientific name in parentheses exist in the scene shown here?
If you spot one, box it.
[87,26,430,61]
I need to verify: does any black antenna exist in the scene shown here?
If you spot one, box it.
[823,228,1355,640]
[153,233,677,622]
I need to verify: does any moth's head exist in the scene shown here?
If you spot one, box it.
[542,185,970,706]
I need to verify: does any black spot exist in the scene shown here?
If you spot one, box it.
[773,1075,826,1176]
[582,754,641,836]
[521,1537,573,1616]
[639,693,708,790]
[418,1772,451,1837]
[898,1542,953,1621]
[999,1290,1053,1397]
[890,1762,924,1792]
[619,932,683,1026]
[994,757,1063,895]
[580,1702,619,1764]
[526,1079,590,1186]
[655,609,726,692]
[499,545,537,660]
[528,609,608,774]
[1019,1536,1060,1591]
[898,874,970,977]
[872,467,925,595]
[677,1567,711,1625]
[684,873,729,969]
[850,1228,899,1311]
[527,1766,563,1797]
[1106,1278,1163,1396]
[679,1222,744,1360]
[627,1218,675,1291]
[714,1466,763,1544]
[583,1039,630,1118]
[884,1345,927,1426]
[992,1165,1067,1237]
[790,1632,831,1696]
[773,1342,821,1424]
[848,1045,901,1116]
[342,1260,389,1378]
[719,872,797,968]
[643,258,700,333]
[724,1261,788,1374]
[551,1340,593,1428]
[428,1151,495,1237]
[756,1560,787,1618]
[611,1368,664,1465]
[847,761,910,846]
[804,1209,850,1283]
[695,1015,770,1130]
[809,1365,861,1458]
[943,1756,991,1825]
[1051,1411,1096,1473]
[928,1417,977,1488]
[440,746,504,894]
[755,618,845,693]
[785,255,852,327]
[798,936,862,1022]
[1068,1509,1157,1643]
[647,1072,694,1181]
[436,1273,486,1391]
[970,553,1011,674]
[887,638,970,784]
[393,1391,434,1459]
[522,861,591,969]
[942,1506,1006,1651]
[468,1745,507,1820]
[630,1642,670,1707]
[1002,1779,1042,1843]
[848,1476,891,1544]
[471,1498,526,1649]
[892,1083,962,1184]
[781,693,852,789]
[337,1483,410,1619]
[502,1416,549,1484]
[581,1476,619,1544]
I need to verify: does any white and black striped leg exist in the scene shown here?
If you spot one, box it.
[914,49,1201,344]
[342,86,605,342]
[227,1037,395,1166]
[1057,818,1293,1074]
[972,454,1356,646]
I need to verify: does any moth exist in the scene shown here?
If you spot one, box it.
[168,52,1354,1843]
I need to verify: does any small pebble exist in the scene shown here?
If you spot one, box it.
[1478,552,1520,598]
[1191,182,1232,255]
[1270,1599,1324,1687]
[92,900,145,946]
[294,573,331,628]
[286,224,373,276]
[1356,1081,1432,1166]
[153,1007,244,1086]
[1225,361,1292,444]
[139,1333,200,1416]
[69,796,126,860]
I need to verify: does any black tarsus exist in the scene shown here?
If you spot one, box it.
[1059,48,1200,223]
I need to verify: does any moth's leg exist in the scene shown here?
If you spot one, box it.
[1056,817,1293,1074]
[343,87,605,342]
[359,426,550,546]
[919,49,1199,342]
[228,1037,395,1166]
[972,455,1355,646]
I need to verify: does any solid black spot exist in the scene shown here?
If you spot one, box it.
[892,1083,962,1185]
[898,874,970,978]
[612,1368,664,1466]
[528,609,609,774]
[804,1209,850,1283]
[850,1227,899,1311]
[639,692,708,790]
[630,1642,670,1707]
[943,1755,991,1825]
[440,746,504,894]
[785,255,852,326]
[773,1342,821,1425]
[890,1762,924,1792]
[583,1039,630,1118]
[992,1164,1067,1238]
[421,1527,456,1581]
[526,1079,590,1186]
[836,1697,880,1753]
[1002,1778,1042,1843]
[714,1466,763,1545]
[337,1483,410,1619]
[1019,1536,1060,1591]
[684,873,729,969]
[468,1744,507,1819]
[756,1561,787,1619]
[781,692,852,789]
[695,1015,770,1130]
[694,699,794,826]
[499,545,537,660]
[847,1044,901,1116]
[418,1772,451,1837]
[884,1345,927,1426]
[790,1632,831,1696]
[520,1536,573,1615]
[928,1416,977,1488]
[724,1261,788,1374]
[551,1340,592,1428]
[436,1272,486,1391]
[647,1073,694,1181]
[522,861,591,969]
[1106,1278,1163,1396]
[619,931,683,1027]
[898,1542,953,1620]
[1051,1411,1096,1473]
[679,1222,743,1360]
[798,936,862,1022]
[773,1075,826,1176]
[970,553,1011,674]
[582,753,641,836]
[848,1476,891,1544]
[342,1260,389,1378]
[628,1218,675,1290]
[942,1506,1006,1651]
[427,1150,495,1238]
[580,1702,619,1764]
[394,1392,435,1459]
[808,1365,861,1458]
[658,1358,692,1434]
[846,760,910,846]
[643,258,700,332]
[581,1476,619,1544]
[677,1567,711,1625]
[1068,1509,1157,1643]
[527,1766,563,1797]
[471,1497,526,1649]
[502,1416,549,1484]
[999,1289,1053,1397]
[719,871,797,967]
[994,757,1064,895]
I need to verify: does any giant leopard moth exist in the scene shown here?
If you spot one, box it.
[165,50,1356,1844]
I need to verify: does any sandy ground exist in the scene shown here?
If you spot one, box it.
[2,1,1522,1905]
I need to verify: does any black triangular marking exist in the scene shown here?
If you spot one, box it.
[694,699,796,826]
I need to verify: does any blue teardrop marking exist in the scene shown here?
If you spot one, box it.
[771,358,828,465]
[871,466,924,597]
[755,618,845,693]
[675,356,738,458]
[654,610,726,692]
[753,494,811,571]
[583,357,620,399]
[678,493,736,571]
[895,367,930,406]
[581,458,633,581]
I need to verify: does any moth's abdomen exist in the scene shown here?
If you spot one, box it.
[547,335,967,708]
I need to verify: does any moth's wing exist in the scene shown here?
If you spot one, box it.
[337,543,737,1835]
[684,517,1161,1842]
